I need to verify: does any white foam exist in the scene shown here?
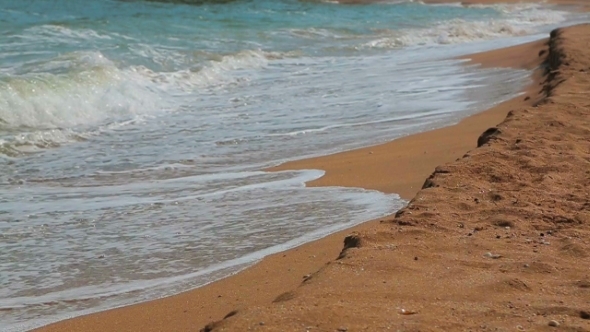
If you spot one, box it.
[0,48,292,155]
[364,3,569,48]
[20,24,113,42]
[0,49,284,129]
[134,49,286,92]
[0,51,161,129]
[1,168,404,332]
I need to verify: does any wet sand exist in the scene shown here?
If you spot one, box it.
[34,18,590,332]
[269,38,548,200]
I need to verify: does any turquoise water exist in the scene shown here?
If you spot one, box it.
[0,0,583,330]
[0,0,498,67]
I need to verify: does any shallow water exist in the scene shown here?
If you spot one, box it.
[0,0,587,330]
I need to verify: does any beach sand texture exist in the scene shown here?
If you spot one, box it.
[34,18,590,332]
[204,24,590,331]
[199,24,590,332]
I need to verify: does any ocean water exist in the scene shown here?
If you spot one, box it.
[0,0,586,330]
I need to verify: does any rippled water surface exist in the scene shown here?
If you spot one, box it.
[0,0,587,330]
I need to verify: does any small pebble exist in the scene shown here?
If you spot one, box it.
[484,252,502,259]
[399,309,417,315]
[337,328,348,332]
[548,320,560,327]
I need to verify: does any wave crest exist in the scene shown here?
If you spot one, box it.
[0,48,290,156]
[363,3,569,49]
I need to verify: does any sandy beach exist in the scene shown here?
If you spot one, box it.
[33,4,590,332]
[202,24,590,331]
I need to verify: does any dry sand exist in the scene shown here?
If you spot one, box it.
[34,18,590,332]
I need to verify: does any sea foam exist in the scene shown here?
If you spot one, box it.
[364,3,570,48]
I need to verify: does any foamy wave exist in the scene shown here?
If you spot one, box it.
[0,50,162,155]
[364,3,568,48]
[0,50,280,126]
[0,53,162,129]
[20,24,113,43]
[366,19,528,48]
[2,46,283,131]
[129,49,286,92]
[0,129,86,156]
[474,2,570,24]
[289,27,351,39]
[0,48,289,156]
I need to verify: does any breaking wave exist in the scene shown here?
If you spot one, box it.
[0,48,286,156]
[364,3,569,48]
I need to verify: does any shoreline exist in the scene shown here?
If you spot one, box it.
[203,23,590,331]
[267,39,548,200]
[33,28,557,332]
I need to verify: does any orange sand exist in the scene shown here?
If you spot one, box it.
[201,24,590,331]
[34,12,590,332]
